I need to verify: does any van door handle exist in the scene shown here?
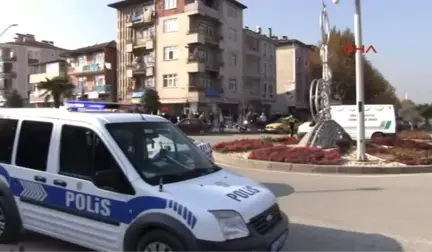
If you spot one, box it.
[53,179,67,187]
[34,175,46,183]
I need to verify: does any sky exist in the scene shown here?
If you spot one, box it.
[1,0,430,103]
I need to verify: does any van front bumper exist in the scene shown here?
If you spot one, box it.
[196,213,289,251]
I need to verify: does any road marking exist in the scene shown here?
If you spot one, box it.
[216,162,432,178]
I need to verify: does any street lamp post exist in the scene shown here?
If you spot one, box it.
[332,0,367,161]
[0,24,18,39]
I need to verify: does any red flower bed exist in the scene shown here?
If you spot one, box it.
[398,130,432,140]
[371,136,432,150]
[248,146,341,165]
[213,139,273,153]
[271,136,300,145]
[366,146,391,155]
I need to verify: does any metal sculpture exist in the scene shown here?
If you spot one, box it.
[309,1,332,122]
[299,1,351,148]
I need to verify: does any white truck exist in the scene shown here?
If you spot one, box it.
[0,101,289,251]
[298,104,396,139]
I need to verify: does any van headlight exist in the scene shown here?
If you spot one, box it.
[210,210,249,240]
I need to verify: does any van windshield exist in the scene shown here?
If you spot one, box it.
[105,122,219,185]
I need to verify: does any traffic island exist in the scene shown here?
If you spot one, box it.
[212,134,432,174]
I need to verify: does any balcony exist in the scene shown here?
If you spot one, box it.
[186,30,221,46]
[70,63,104,76]
[0,55,16,62]
[0,48,16,62]
[28,58,39,64]
[129,63,147,76]
[184,1,221,21]
[92,85,112,94]
[133,37,154,50]
[126,38,134,52]
[29,72,66,84]
[0,72,17,79]
[186,58,205,73]
[244,46,260,57]
[126,11,155,28]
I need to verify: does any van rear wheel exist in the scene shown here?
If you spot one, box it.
[136,229,185,252]
[371,132,385,139]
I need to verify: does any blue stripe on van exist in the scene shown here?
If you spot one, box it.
[0,166,198,229]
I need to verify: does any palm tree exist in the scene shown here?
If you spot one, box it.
[38,76,74,108]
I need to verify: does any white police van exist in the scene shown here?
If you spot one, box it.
[0,101,289,251]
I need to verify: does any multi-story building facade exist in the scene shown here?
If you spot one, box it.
[63,41,118,102]
[28,60,68,107]
[0,33,67,103]
[109,0,246,116]
[273,38,313,115]
[242,26,277,115]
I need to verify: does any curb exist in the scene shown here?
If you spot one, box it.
[214,153,432,174]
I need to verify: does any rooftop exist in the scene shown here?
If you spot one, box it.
[61,41,116,57]
[5,34,68,51]
[277,39,315,50]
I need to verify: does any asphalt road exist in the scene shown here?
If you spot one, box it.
[1,134,432,251]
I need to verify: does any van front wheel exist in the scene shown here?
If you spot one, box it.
[0,197,22,243]
[136,229,186,252]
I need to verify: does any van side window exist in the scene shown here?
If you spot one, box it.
[59,125,135,195]
[16,121,53,171]
[0,119,18,164]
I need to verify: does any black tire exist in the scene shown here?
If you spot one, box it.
[371,132,385,139]
[0,196,22,243]
[135,229,186,252]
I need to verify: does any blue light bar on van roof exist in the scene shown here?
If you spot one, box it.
[64,101,108,110]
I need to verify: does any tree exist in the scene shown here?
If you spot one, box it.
[141,89,161,114]
[308,27,399,106]
[4,89,24,108]
[38,76,74,108]
[416,103,432,125]
[399,99,422,124]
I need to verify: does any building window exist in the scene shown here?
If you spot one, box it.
[94,53,104,64]
[227,6,237,18]
[163,46,178,61]
[163,74,178,88]
[145,77,155,88]
[229,53,237,66]
[95,75,105,86]
[77,77,87,92]
[228,28,237,41]
[164,0,177,10]
[269,84,274,97]
[78,56,87,66]
[229,78,237,91]
[163,18,178,33]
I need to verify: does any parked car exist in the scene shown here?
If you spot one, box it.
[176,118,211,134]
[265,117,300,134]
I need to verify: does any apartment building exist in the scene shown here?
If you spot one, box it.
[109,0,246,116]
[28,60,68,106]
[242,26,277,115]
[273,38,313,115]
[63,41,118,102]
[0,33,67,103]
